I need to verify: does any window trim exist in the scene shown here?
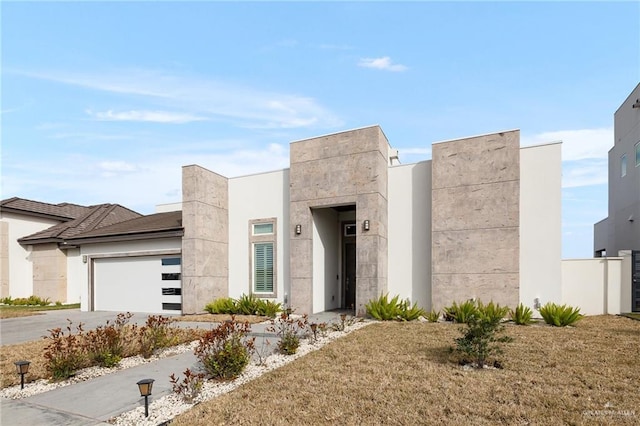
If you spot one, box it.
[621,153,627,177]
[635,141,640,167]
[249,218,277,298]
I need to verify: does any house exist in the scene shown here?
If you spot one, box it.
[35,126,556,316]
[0,198,140,303]
[593,82,640,312]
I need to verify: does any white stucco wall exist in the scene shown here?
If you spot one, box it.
[561,257,623,315]
[0,212,63,298]
[79,238,182,311]
[228,169,289,302]
[519,142,562,311]
[312,208,340,313]
[387,161,432,310]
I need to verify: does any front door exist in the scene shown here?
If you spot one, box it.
[633,251,640,312]
[342,222,356,310]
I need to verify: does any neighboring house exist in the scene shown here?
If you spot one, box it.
[594,82,640,312]
[0,198,141,303]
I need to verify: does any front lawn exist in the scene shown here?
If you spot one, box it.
[0,303,81,319]
[170,315,639,426]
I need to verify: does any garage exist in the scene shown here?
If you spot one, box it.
[93,255,182,314]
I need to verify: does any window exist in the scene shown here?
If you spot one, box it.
[249,218,276,296]
[161,273,181,280]
[621,154,627,177]
[253,223,274,235]
[161,257,181,266]
[162,288,181,296]
[635,142,640,167]
[254,242,274,293]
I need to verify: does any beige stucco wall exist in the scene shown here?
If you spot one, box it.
[519,142,562,311]
[387,161,432,310]
[31,243,67,302]
[181,165,229,314]
[431,130,520,311]
[289,126,389,315]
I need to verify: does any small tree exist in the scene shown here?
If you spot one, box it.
[454,301,512,368]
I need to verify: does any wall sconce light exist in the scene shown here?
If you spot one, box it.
[533,298,541,310]
[14,360,30,390]
[363,220,370,231]
[82,255,88,264]
[295,224,301,235]
[136,378,155,417]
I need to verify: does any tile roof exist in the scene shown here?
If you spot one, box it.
[66,211,183,242]
[0,197,90,220]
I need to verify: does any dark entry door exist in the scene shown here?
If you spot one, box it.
[633,251,640,312]
[344,241,356,310]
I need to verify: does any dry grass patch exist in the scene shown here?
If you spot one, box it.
[171,315,639,426]
[174,313,269,325]
[0,304,81,319]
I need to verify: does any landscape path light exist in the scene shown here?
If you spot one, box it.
[136,378,155,417]
[14,360,30,390]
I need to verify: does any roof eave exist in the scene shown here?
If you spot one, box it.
[65,229,184,245]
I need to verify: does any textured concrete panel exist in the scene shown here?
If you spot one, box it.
[290,126,389,315]
[432,131,520,188]
[432,228,519,274]
[290,277,312,314]
[182,165,229,314]
[31,244,67,302]
[432,181,519,231]
[431,130,520,309]
[431,273,520,312]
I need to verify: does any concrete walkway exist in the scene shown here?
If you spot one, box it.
[0,309,348,425]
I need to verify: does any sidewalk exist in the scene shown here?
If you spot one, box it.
[1,310,348,425]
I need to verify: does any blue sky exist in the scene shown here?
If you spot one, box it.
[2,1,639,258]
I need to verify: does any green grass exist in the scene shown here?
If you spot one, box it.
[0,303,80,318]
[621,313,640,321]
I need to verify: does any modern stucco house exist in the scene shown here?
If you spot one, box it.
[2,126,567,315]
[594,82,640,312]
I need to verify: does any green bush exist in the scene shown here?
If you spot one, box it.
[426,310,440,322]
[510,303,535,325]
[204,297,238,314]
[255,299,282,318]
[84,312,132,367]
[538,302,583,327]
[444,300,478,323]
[4,295,51,306]
[138,315,178,358]
[398,299,426,321]
[476,300,509,323]
[365,294,401,320]
[194,320,255,380]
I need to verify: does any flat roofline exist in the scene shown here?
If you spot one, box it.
[520,140,563,149]
[229,167,290,181]
[290,124,388,145]
[431,128,520,145]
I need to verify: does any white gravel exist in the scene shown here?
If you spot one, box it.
[111,320,372,426]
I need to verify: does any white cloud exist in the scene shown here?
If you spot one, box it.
[522,127,613,161]
[15,68,342,130]
[86,109,207,124]
[358,56,408,72]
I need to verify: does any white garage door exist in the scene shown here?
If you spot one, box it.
[93,255,181,314]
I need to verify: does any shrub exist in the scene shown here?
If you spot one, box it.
[538,302,583,327]
[204,297,238,315]
[426,310,440,322]
[84,312,133,367]
[5,295,51,306]
[454,307,512,368]
[476,300,509,323]
[236,294,261,315]
[170,368,206,403]
[268,312,308,355]
[44,320,87,380]
[398,299,426,321]
[365,294,401,320]
[510,303,535,325]
[444,300,478,323]
[194,319,255,380]
[139,315,178,358]
[256,299,282,318]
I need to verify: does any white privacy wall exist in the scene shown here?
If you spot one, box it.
[561,258,623,315]
[519,142,562,310]
[312,208,340,313]
[387,161,432,310]
[228,169,289,302]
